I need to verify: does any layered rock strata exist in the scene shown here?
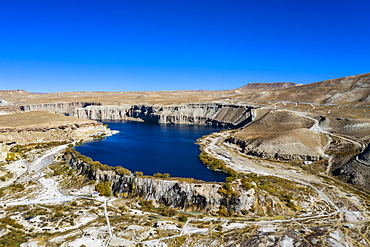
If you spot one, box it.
[66,151,253,212]
[65,151,293,215]
[0,111,106,161]
[0,122,103,145]
[71,103,255,127]
[20,102,102,115]
[226,110,328,161]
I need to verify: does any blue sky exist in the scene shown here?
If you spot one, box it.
[0,0,369,93]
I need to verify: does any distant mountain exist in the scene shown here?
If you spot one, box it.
[235,82,302,92]
[1,73,369,106]
[234,73,370,105]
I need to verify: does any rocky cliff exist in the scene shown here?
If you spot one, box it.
[226,135,324,162]
[0,122,103,145]
[0,111,107,161]
[64,150,294,215]
[20,102,102,115]
[70,103,255,127]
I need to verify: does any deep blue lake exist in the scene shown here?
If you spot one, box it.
[75,121,227,182]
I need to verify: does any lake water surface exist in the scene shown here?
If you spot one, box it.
[75,121,227,182]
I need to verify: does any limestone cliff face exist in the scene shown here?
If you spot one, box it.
[71,103,254,127]
[20,102,102,115]
[0,106,21,115]
[0,99,14,106]
[0,122,104,148]
[64,151,294,215]
[226,136,324,161]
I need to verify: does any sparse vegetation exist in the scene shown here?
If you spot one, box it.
[95,181,112,197]
[64,148,132,176]
[49,162,75,176]
[0,216,23,229]
[241,177,254,190]
[139,200,154,210]
[6,152,18,162]
[199,152,238,177]
[153,172,171,178]
[218,182,239,198]
[91,133,106,140]
[160,208,177,217]
[0,230,27,247]
[9,141,69,154]
[178,215,188,222]
[134,171,143,177]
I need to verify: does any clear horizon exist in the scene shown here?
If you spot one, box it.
[1,0,369,93]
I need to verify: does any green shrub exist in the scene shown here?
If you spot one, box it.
[241,177,254,190]
[0,217,23,229]
[65,148,133,176]
[228,209,235,217]
[178,215,188,222]
[139,200,153,210]
[134,171,143,177]
[6,153,17,162]
[95,181,112,197]
[218,183,239,198]
[283,194,296,210]
[161,208,177,217]
[153,172,171,178]
[219,205,228,217]
[199,152,238,177]
[153,173,163,178]
[10,183,24,191]
[115,166,131,175]
[0,230,27,247]
[224,183,231,191]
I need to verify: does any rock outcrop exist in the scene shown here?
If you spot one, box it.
[65,151,294,215]
[70,103,255,127]
[332,144,370,190]
[0,111,106,161]
[226,110,328,161]
[20,102,102,115]
[0,99,14,106]
[0,122,103,145]
[66,151,254,212]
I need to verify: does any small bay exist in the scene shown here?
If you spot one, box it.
[75,121,227,182]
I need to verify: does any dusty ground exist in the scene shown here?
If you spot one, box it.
[0,111,99,129]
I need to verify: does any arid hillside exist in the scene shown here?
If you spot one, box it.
[0,111,105,160]
[0,73,369,189]
[234,73,370,105]
[234,82,302,92]
[1,73,369,106]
